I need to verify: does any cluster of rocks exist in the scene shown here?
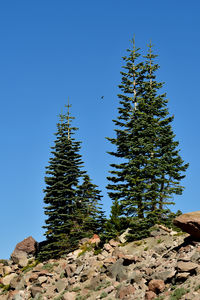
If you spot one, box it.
[1,211,200,299]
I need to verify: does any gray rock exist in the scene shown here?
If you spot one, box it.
[10,275,26,290]
[55,279,68,292]
[106,259,128,282]
[30,286,43,298]
[74,265,83,275]
[129,270,143,283]
[11,250,28,267]
[152,269,176,282]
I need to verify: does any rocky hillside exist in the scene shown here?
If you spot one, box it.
[1,216,200,299]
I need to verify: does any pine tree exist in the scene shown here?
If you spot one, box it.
[38,103,85,260]
[77,174,105,237]
[107,39,188,240]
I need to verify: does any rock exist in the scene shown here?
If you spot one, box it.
[106,259,127,282]
[177,261,198,272]
[13,236,38,255]
[115,285,135,299]
[176,272,190,279]
[2,273,17,285]
[89,234,100,246]
[7,290,26,300]
[10,250,28,267]
[109,239,120,247]
[152,269,176,282]
[145,291,157,300]
[10,275,25,290]
[103,285,114,294]
[122,254,137,266]
[3,266,12,276]
[118,228,130,243]
[103,257,116,265]
[148,279,165,294]
[62,291,76,300]
[103,243,113,252]
[38,275,47,284]
[55,279,67,292]
[65,265,75,278]
[173,211,200,238]
[74,265,83,275]
[129,270,143,284]
[30,286,43,298]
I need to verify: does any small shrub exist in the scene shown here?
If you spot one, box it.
[95,284,104,291]
[170,287,187,300]
[157,239,163,244]
[54,291,65,300]
[144,246,148,251]
[195,284,200,291]
[94,248,102,255]
[134,241,142,246]
[0,284,10,292]
[0,260,8,266]
[22,260,39,273]
[100,292,108,299]
[72,286,81,292]
[60,271,65,279]
[155,296,165,300]
[42,263,54,272]
[78,243,93,257]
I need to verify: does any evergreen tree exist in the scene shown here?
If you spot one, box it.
[107,39,188,240]
[38,104,85,260]
[77,174,105,237]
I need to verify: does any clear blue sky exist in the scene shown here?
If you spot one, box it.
[0,1,199,259]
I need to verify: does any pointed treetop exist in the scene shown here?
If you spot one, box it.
[65,98,73,140]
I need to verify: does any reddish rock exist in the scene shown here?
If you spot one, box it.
[116,285,135,299]
[89,234,100,245]
[103,243,113,252]
[148,279,165,294]
[14,236,38,255]
[173,211,200,238]
[145,291,157,300]
[109,239,120,247]
[103,256,116,264]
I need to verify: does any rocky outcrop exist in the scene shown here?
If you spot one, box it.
[174,211,200,238]
[2,227,200,299]
[10,236,38,268]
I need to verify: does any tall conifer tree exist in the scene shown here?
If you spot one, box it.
[39,103,85,260]
[107,39,188,239]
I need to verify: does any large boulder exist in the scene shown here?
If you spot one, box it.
[13,236,38,255]
[11,236,38,267]
[173,211,200,239]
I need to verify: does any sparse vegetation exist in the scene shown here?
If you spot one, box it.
[42,263,54,272]
[21,260,39,273]
[170,287,187,300]
[100,291,108,299]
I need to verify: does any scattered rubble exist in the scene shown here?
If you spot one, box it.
[1,225,200,299]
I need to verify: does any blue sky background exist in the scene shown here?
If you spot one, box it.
[0,1,199,259]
